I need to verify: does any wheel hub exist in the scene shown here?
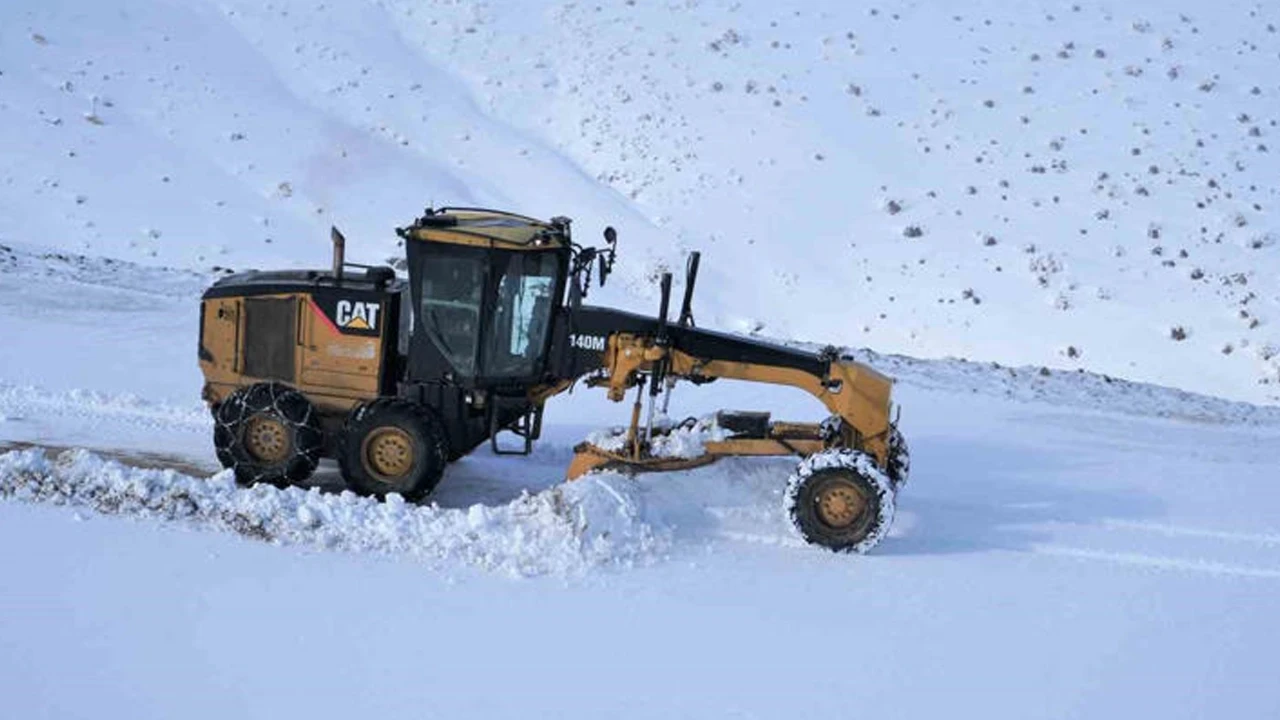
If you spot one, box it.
[815,478,867,529]
[243,414,290,464]
[362,427,415,482]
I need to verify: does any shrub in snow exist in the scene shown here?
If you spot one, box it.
[707,29,743,53]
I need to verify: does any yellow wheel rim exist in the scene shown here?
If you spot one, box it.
[244,414,290,464]
[362,427,415,482]
[815,479,867,529]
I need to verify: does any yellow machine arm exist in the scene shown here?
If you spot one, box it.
[563,333,896,479]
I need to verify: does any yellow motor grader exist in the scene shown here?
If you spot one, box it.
[198,208,908,552]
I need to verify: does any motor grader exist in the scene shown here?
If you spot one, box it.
[198,208,909,552]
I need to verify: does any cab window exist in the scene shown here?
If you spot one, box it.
[482,252,559,377]
[418,249,486,376]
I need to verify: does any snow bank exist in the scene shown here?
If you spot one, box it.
[0,449,669,577]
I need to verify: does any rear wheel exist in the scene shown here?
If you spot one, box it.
[338,399,447,501]
[785,449,895,553]
[213,382,324,488]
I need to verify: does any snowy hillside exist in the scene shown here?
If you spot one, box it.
[2,0,1277,401]
[394,0,1280,402]
[3,1,1280,718]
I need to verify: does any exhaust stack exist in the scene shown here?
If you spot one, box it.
[330,226,346,282]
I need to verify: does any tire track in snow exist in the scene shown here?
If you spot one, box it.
[1098,519,1280,547]
[1033,545,1280,580]
[1034,519,1280,580]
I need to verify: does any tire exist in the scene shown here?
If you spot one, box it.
[886,423,910,488]
[213,382,324,488]
[785,449,895,553]
[338,399,447,502]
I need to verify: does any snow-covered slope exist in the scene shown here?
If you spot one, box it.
[0,0,663,282]
[393,0,1280,402]
[2,0,1277,401]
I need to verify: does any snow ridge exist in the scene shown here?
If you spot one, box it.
[0,449,669,578]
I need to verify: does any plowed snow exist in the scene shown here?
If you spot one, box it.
[0,448,668,577]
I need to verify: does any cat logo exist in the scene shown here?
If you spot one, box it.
[336,300,380,331]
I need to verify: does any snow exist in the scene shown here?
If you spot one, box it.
[2,0,1280,717]
[3,387,1280,718]
[0,448,667,577]
[585,414,732,458]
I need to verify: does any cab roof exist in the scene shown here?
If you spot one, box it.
[396,207,571,251]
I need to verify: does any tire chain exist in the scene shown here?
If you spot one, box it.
[213,382,322,487]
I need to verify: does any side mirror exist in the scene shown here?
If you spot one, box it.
[599,226,618,286]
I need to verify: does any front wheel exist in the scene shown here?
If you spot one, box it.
[338,399,448,502]
[785,449,895,553]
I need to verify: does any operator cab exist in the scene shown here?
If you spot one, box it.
[397,209,572,390]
